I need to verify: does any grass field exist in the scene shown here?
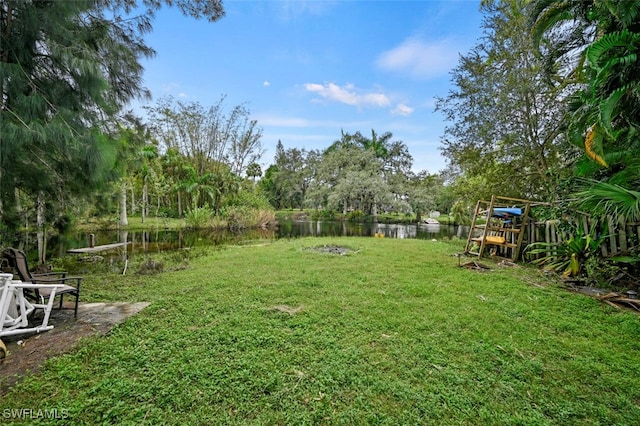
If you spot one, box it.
[1,238,639,425]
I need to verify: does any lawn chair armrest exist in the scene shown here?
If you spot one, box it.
[32,272,68,279]
[31,275,82,287]
[12,282,66,291]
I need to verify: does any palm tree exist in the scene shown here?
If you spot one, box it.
[530,0,640,218]
[358,129,391,160]
[162,148,191,218]
[246,162,262,182]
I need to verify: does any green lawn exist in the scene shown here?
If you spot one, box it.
[2,238,639,425]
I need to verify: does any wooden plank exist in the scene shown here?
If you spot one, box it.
[513,201,530,261]
[607,215,617,255]
[478,196,497,259]
[545,221,551,257]
[67,242,131,253]
[493,195,549,205]
[614,214,625,253]
[550,222,557,244]
[581,215,590,235]
[465,200,484,254]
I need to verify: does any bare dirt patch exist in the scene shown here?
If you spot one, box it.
[270,304,304,315]
[307,245,354,255]
[0,302,149,396]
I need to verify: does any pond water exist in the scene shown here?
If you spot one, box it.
[8,220,468,260]
[277,220,465,240]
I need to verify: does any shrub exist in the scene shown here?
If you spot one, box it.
[311,209,339,221]
[346,210,366,222]
[224,205,251,230]
[256,209,276,228]
[229,189,272,210]
[184,207,213,229]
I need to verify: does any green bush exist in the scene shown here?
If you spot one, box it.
[310,209,339,221]
[184,207,213,229]
[346,210,366,222]
[229,189,272,210]
[224,205,251,230]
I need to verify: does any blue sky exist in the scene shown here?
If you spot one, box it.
[136,0,484,173]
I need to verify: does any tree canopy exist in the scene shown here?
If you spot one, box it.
[0,0,224,229]
[530,0,640,220]
[436,0,574,204]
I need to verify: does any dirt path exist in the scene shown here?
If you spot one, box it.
[0,302,149,396]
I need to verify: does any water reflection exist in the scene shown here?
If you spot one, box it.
[5,220,467,260]
[276,220,463,240]
[62,227,277,255]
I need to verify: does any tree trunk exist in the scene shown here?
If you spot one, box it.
[120,182,129,227]
[14,187,21,221]
[142,178,148,224]
[36,192,46,264]
[416,210,422,224]
[177,192,183,218]
[130,186,136,215]
[119,230,129,272]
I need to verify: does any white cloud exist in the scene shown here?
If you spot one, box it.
[263,80,271,87]
[254,115,311,127]
[303,82,390,108]
[391,103,414,116]
[162,83,179,92]
[160,83,189,98]
[377,37,460,79]
[253,113,371,129]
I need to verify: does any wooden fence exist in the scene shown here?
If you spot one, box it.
[525,215,640,257]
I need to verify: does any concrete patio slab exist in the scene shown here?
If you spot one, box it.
[0,301,150,395]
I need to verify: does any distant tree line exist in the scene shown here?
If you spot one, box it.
[260,130,446,222]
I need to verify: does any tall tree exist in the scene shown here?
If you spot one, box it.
[259,164,283,209]
[323,129,412,218]
[273,144,316,210]
[145,96,262,212]
[436,0,573,203]
[246,162,262,182]
[0,0,224,231]
[406,171,443,223]
[228,119,265,177]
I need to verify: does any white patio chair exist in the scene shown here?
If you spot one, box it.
[0,273,64,338]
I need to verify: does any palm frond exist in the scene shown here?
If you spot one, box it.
[586,29,640,70]
[575,179,640,221]
[599,86,627,139]
[530,0,575,50]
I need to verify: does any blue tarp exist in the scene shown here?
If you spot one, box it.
[492,207,522,218]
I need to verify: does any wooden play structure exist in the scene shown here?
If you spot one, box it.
[465,195,537,261]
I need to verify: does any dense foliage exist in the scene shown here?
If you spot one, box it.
[436,0,576,205]
[0,0,224,232]
[530,0,640,218]
[262,131,445,221]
